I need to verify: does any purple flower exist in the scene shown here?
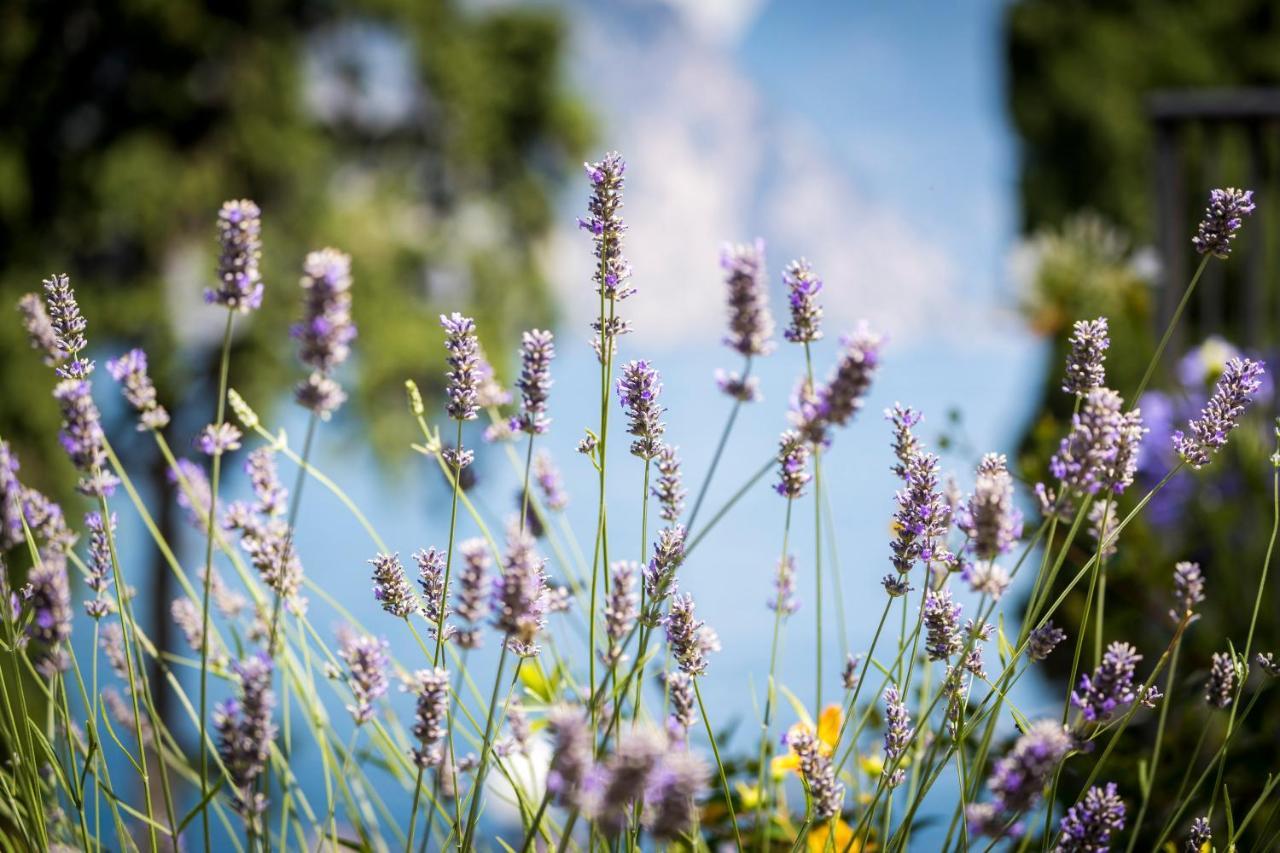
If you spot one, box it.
[645,525,687,606]
[547,705,594,808]
[475,344,511,409]
[1063,318,1110,396]
[511,329,555,435]
[1051,387,1145,495]
[52,378,118,497]
[168,458,214,528]
[106,348,170,430]
[1171,562,1205,623]
[492,525,548,656]
[665,671,697,741]
[665,593,718,676]
[1055,782,1125,852]
[1072,641,1141,722]
[799,324,883,444]
[1204,652,1237,709]
[292,247,355,416]
[369,553,418,619]
[603,561,639,668]
[172,596,218,660]
[21,487,76,556]
[337,629,389,726]
[1028,621,1067,662]
[968,720,1072,838]
[1192,188,1255,259]
[651,445,684,522]
[1186,817,1212,852]
[715,368,761,402]
[924,587,963,661]
[769,554,799,615]
[882,685,912,787]
[783,258,824,344]
[1173,357,1266,469]
[720,238,774,357]
[440,312,480,421]
[597,728,666,835]
[17,292,65,366]
[644,749,709,841]
[195,422,242,457]
[415,547,451,643]
[408,667,450,767]
[957,453,1023,561]
[214,653,277,825]
[842,654,862,690]
[0,441,22,550]
[889,409,952,575]
[83,512,116,619]
[26,560,72,676]
[617,360,665,460]
[455,539,491,649]
[41,274,91,379]
[963,561,1011,601]
[579,152,633,302]
[882,573,913,598]
[775,429,812,499]
[206,200,264,313]
[788,728,844,820]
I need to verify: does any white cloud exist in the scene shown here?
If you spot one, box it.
[653,0,767,45]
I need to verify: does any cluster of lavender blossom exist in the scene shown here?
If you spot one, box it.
[0,154,1273,853]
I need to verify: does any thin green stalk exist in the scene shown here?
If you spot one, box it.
[1124,639,1182,852]
[684,456,773,556]
[814,446,824,712]
[756,498,795,848]
[686,355,751,530]
[435,419,465,667]
[461,644,514,848]
[199,310,235,850]
[695,679,743,852]
[1130,254,1211,404]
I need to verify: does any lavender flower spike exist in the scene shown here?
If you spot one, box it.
[1072,641,1141,722]
[665,593,719,676]
[1055,782,1126,852]
[783,258,824,344]
[1186,817,1212,852]
[617,360,665,459]
[652,444,685,521]
[666,671,697,740]
[775,429,812,499]
[195,422,242,457]
[1171,561,1205,623]
[1062,317,1109,396]
[42,273,91,379]
[1028,621,1067,661]
[83,511,116,619]
[214,653,277,825]
[293,247,356,417]
[1051,387,1146,495]
[369,553,419,619]
[804,323,882,443]
[547,705,595,811]
[26,561,72,676]
[769,554,800,615]
[512,329,555,435]
[409,667,450,767]
[0,441,23,550]
[454,538,491,649]
[1192,187,1256,259]
[206,199,264,313]
[721,238,774,357]
[337,629,389,726]
[1173,357,1266,469]
[957,453,1023,561]
[602,561,639,667]
[53,377,118,497]
[788,728,844,820]
[492,525,548,657]
[579,152,633,302]
[17,292,65,365]
[985,720,1072,817]
[882,685,912,787]
[440,313,480,421]
[1204,652,1236,709]
[415,547,452,643]
[645,749,709,841]
[924,587,963,661]
[597,727,665,836]
[107,349,170,430]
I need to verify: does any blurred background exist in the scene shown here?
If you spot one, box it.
[2,0,1279,846]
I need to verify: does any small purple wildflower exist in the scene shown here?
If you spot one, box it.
[245,448,287,518]
[1028,622,1067,662]
[1171,561,1205,623]
[17,292,64,365]
[789,727,844,820]
[652,445,685,522]
[26,561,72,676]
[512,329,554,435]
[617,360,665,459]
[1051,387,1145,495]
[293,248,355,417]
[408,667,450,767]
[1173,357,1266,469]
[206,200,264,313]
[1192,188,1255,258]
[492,525,548,656]
[597,727,666,836]
[665,593,718,677]
[454,538,491,649]
[0,441,22,549]
[169,458,214,528]
[603,561,639,668]
[214,653,276,825]
[889,409,953,575]
[842,654,862,690]
[800,324,882,444]
[924,587,964,661]
[775,429,812,498]
[195,422,242,457]
[547,705,594,809]
[415,547,452,643]
[41,274,91,379]
[52,377,118,497]
[645,749,709,841]
[440,312,480,421]
[106,348,170,430]
[963,561,1011,601]
[645,524,687,606]
[769,554,799,615]
[666,671,697,741]
[83,511,116,619]
[337,629,389,726]
[783,258,823,344]
[883,685,912,787]
[1186,817,1212,852]
[1063,318,1110,396]
[968,719,1072,839]
[715,368,762,402]
[1055,782,1125,852]
[369,553,418,619]
[720,238,774,357]
[957,453,1023,561]
[882,573,913,598]
[1204,652,1236,709]
[1072,641,1141,722]
[580,152,633,301]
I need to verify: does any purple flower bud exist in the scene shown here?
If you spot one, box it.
[768,554,799,615]
[842,654,862,690]
[106,348,169,430]
[1173,357,1265,469]
[715,368,761,402]
[475,344,511,409]
[652,445,684,522]
[206,200,264,313]
[0,441,22,550]
[602,561,639,668]
[968,719,1072,838]
[645,525,686,606]
[214,653,277,825]
[924,587,963,661]
[1063,318,1109,396]
[83,511,116,619]
[580,152,633,302]
[775,429,812,499]
[52,378,118,497]
[1028,621,1067,662]
[168,458,214,528]
[888,409,952,575]
[665,671,697,741]
[783,258,824,344]
[1186,817,1212,852]
[547,705,594,809]
[455,538,491,649]
[1204,652,1237,709]
[883,685,912,788]
[721,238,774,357]
[617,360,665,460]
[788,727,844,820]
[337,629,389,726]
[513,329,554,435]
[26,560,72,676]
[665,593,718,677]
[17,292,65,366]
[408,667,450,767]
[1171,561,1205,623]
[415,547,452,643]
[1056,782,1126,852]
[1072,641,1141,722]
[957,453,1022,561]
[597,727,666,835]
[369,553,418,619]
[1051,387,1145,495]
[644,749,709,841]
[195,422,242,457]
[799,324,882,444]
[492,525,548,656]
[41,274,92,379]
[440,312,480,421]
[1192,187,1255,259]
[292,249,355,416]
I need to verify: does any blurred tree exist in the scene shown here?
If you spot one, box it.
[0,0,589,708]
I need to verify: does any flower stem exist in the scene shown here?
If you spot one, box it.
[686,355,751,530]
[695,679,743,852]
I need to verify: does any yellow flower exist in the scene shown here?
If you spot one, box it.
[859,753,884,776]
[807,818,870,853]
[772,704,843,778]
[735,782,763,811]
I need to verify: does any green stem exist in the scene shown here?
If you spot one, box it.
[695,679,743,852]
[461,644,515,848]
[756,498,795,847]
[686,355,751,530]
[1130,254,1211,404]
[435,419,465,667]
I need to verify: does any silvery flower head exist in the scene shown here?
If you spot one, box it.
[783,258,824,344]
[454,538,491,648]
[652,444,685,521]
[206,200,264,313]
[1051,387,1145,495]
[440,313,480,421]
[1186,817,1212,852]
[415,547,452,642]
[214,653,277,824]
[602,561,639,668]
[1173,357,1265,469]
[962,560,1011,601]
[665,671,697,741]
[1055,782,1126,853]
[1204,652,1237,709]
[664,593,718,677]
[337,629,389,726]
[617,360,665,459]
[41,274,92,379]
[597,727,666,836]
[720,238,774,357]
[769,554,800,615]
[1062,317,1109,396]
[645,524,686,608]
[408,667,450,768]
[52,378,118,497]
[579,152,633,301]
[644,749,709,841]
[1171,561,1205,623]
[986,720,1073,817]
[801,324,882,444]
[26,561,72,676]
[293,247,355,416]
[492,524,548,656]
[1072,641,1141,722]
[17,292,65,366]
[513,329,554,435]
[195,422,242,457]
[369,553,418,619]
[889,412,952,574]
[775,429,812,499]
[957,453,1023,561]
[1192,187,1256,259]
[83,511,116,618]
[244,448,287,518]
